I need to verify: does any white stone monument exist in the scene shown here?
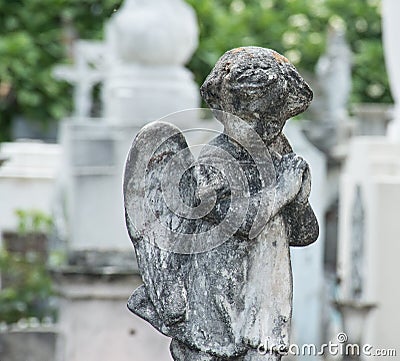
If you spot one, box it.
[337,0,400,351]
[103,0,199,124]
[54,1,199,360]
[57,0,199,254]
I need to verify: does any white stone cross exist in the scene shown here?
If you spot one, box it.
[53,40,106,118]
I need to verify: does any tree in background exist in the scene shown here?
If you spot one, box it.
[187,0,390,104]
[0,0,122,142]
[0,0,390,142]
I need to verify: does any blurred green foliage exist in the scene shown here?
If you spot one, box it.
[0,241,68,325]
[0,248,54,324]
[0,0,122,142]
[186,0,391,105]
[0,0,391,142]
[0,209,55,324]
[15,208,53,235]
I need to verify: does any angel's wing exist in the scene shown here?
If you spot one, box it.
[124,121,196,329]
[123,121,203,250]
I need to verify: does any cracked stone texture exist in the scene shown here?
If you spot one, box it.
[124,47,319,360]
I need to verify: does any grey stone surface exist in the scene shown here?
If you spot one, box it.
[124,47,319,360]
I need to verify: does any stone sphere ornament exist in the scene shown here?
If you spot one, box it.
[107,0,198,65]
[123,47,319,360]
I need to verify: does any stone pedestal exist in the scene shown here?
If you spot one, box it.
[102,65,199,125]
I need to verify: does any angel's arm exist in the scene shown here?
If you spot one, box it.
[281,167,319,246]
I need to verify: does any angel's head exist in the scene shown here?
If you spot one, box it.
[200,46,313,143]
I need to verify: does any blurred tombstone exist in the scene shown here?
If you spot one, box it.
[54,0,199,360]
[337,0,400,351]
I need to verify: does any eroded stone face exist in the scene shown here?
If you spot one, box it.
[124,47,318,361]
[200,47,313,144]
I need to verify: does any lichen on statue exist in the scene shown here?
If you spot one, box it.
[123,46,319,361]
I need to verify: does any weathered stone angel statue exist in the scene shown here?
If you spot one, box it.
[124,47,319,360]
